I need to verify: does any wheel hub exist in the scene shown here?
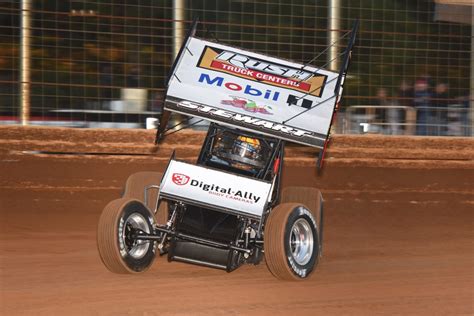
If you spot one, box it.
[289,218,314,266]
[122,213,151,259]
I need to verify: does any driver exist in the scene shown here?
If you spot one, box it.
[211,132,265,174]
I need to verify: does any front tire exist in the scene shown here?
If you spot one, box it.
[97,198,157,274]
[123,171,168,225]
[264,203,320,280]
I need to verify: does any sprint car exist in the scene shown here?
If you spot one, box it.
[97,20,357,280]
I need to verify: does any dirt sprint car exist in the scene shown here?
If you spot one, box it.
[97,20,358,280]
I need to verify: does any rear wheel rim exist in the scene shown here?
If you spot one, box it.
[289,218,314,266]
[122,213,150,259]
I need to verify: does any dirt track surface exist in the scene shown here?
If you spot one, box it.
[1,126,473,315]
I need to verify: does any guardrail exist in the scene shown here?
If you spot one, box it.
[343,105,471,136]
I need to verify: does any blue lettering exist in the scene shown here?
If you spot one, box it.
[197,73,280,101]
[198,73,224,86]
[244,85,262,97]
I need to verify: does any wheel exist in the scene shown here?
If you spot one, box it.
[97,198,157,274]
[281,186,324,245]
[281,186,323,219]
[123,171,168,225]
[264,203,320,280]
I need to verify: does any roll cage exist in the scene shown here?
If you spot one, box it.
[196,123,284,207]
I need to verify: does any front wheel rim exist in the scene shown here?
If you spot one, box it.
[121,212,151,259]
[289,218,314,266]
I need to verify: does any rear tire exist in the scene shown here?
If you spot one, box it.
[97,198,157,274]
[281,186,322,218]
[281,186,324,250]
[123,171,168,225]
[264,203,320,280]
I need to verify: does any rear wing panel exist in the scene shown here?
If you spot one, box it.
[159,21,358,165]
[164,36,342,149]
[165,96,328,148]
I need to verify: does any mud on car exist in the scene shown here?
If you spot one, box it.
[97,20,358,280]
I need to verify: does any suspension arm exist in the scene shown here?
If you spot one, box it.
[134,226,252,254]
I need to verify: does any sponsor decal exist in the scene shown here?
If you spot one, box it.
[198,73,280,101]
[172,173,190,185]
[299,207,318,228]
[221,96,273,115]
[197,46,327,97]
[287,94,313,110]
[176,100,312,138]
[118,217,128,257]
[198,73,320,111]
[171,173,262,204]
[287,255,308,278]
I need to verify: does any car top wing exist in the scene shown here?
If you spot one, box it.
[158,20,358,165]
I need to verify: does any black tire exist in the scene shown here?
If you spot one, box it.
[97,198,157,274]
[123,171,168,225]
[264,203,320,281]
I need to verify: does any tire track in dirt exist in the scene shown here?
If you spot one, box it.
[1,126,473,315]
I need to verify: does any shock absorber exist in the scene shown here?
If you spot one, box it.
[157,202,180,252]
[243,220,252,259]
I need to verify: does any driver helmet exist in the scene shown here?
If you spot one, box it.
[212,132,265,171]
[233,136,260,159]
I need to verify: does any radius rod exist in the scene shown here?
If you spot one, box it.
[134,227,252,254]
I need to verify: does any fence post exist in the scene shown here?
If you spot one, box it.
[173,0,185,59]
[405,107,416,135]
[327,0,341,71]
[20,0,31,125]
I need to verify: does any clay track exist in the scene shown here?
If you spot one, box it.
[0,126,473,315]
